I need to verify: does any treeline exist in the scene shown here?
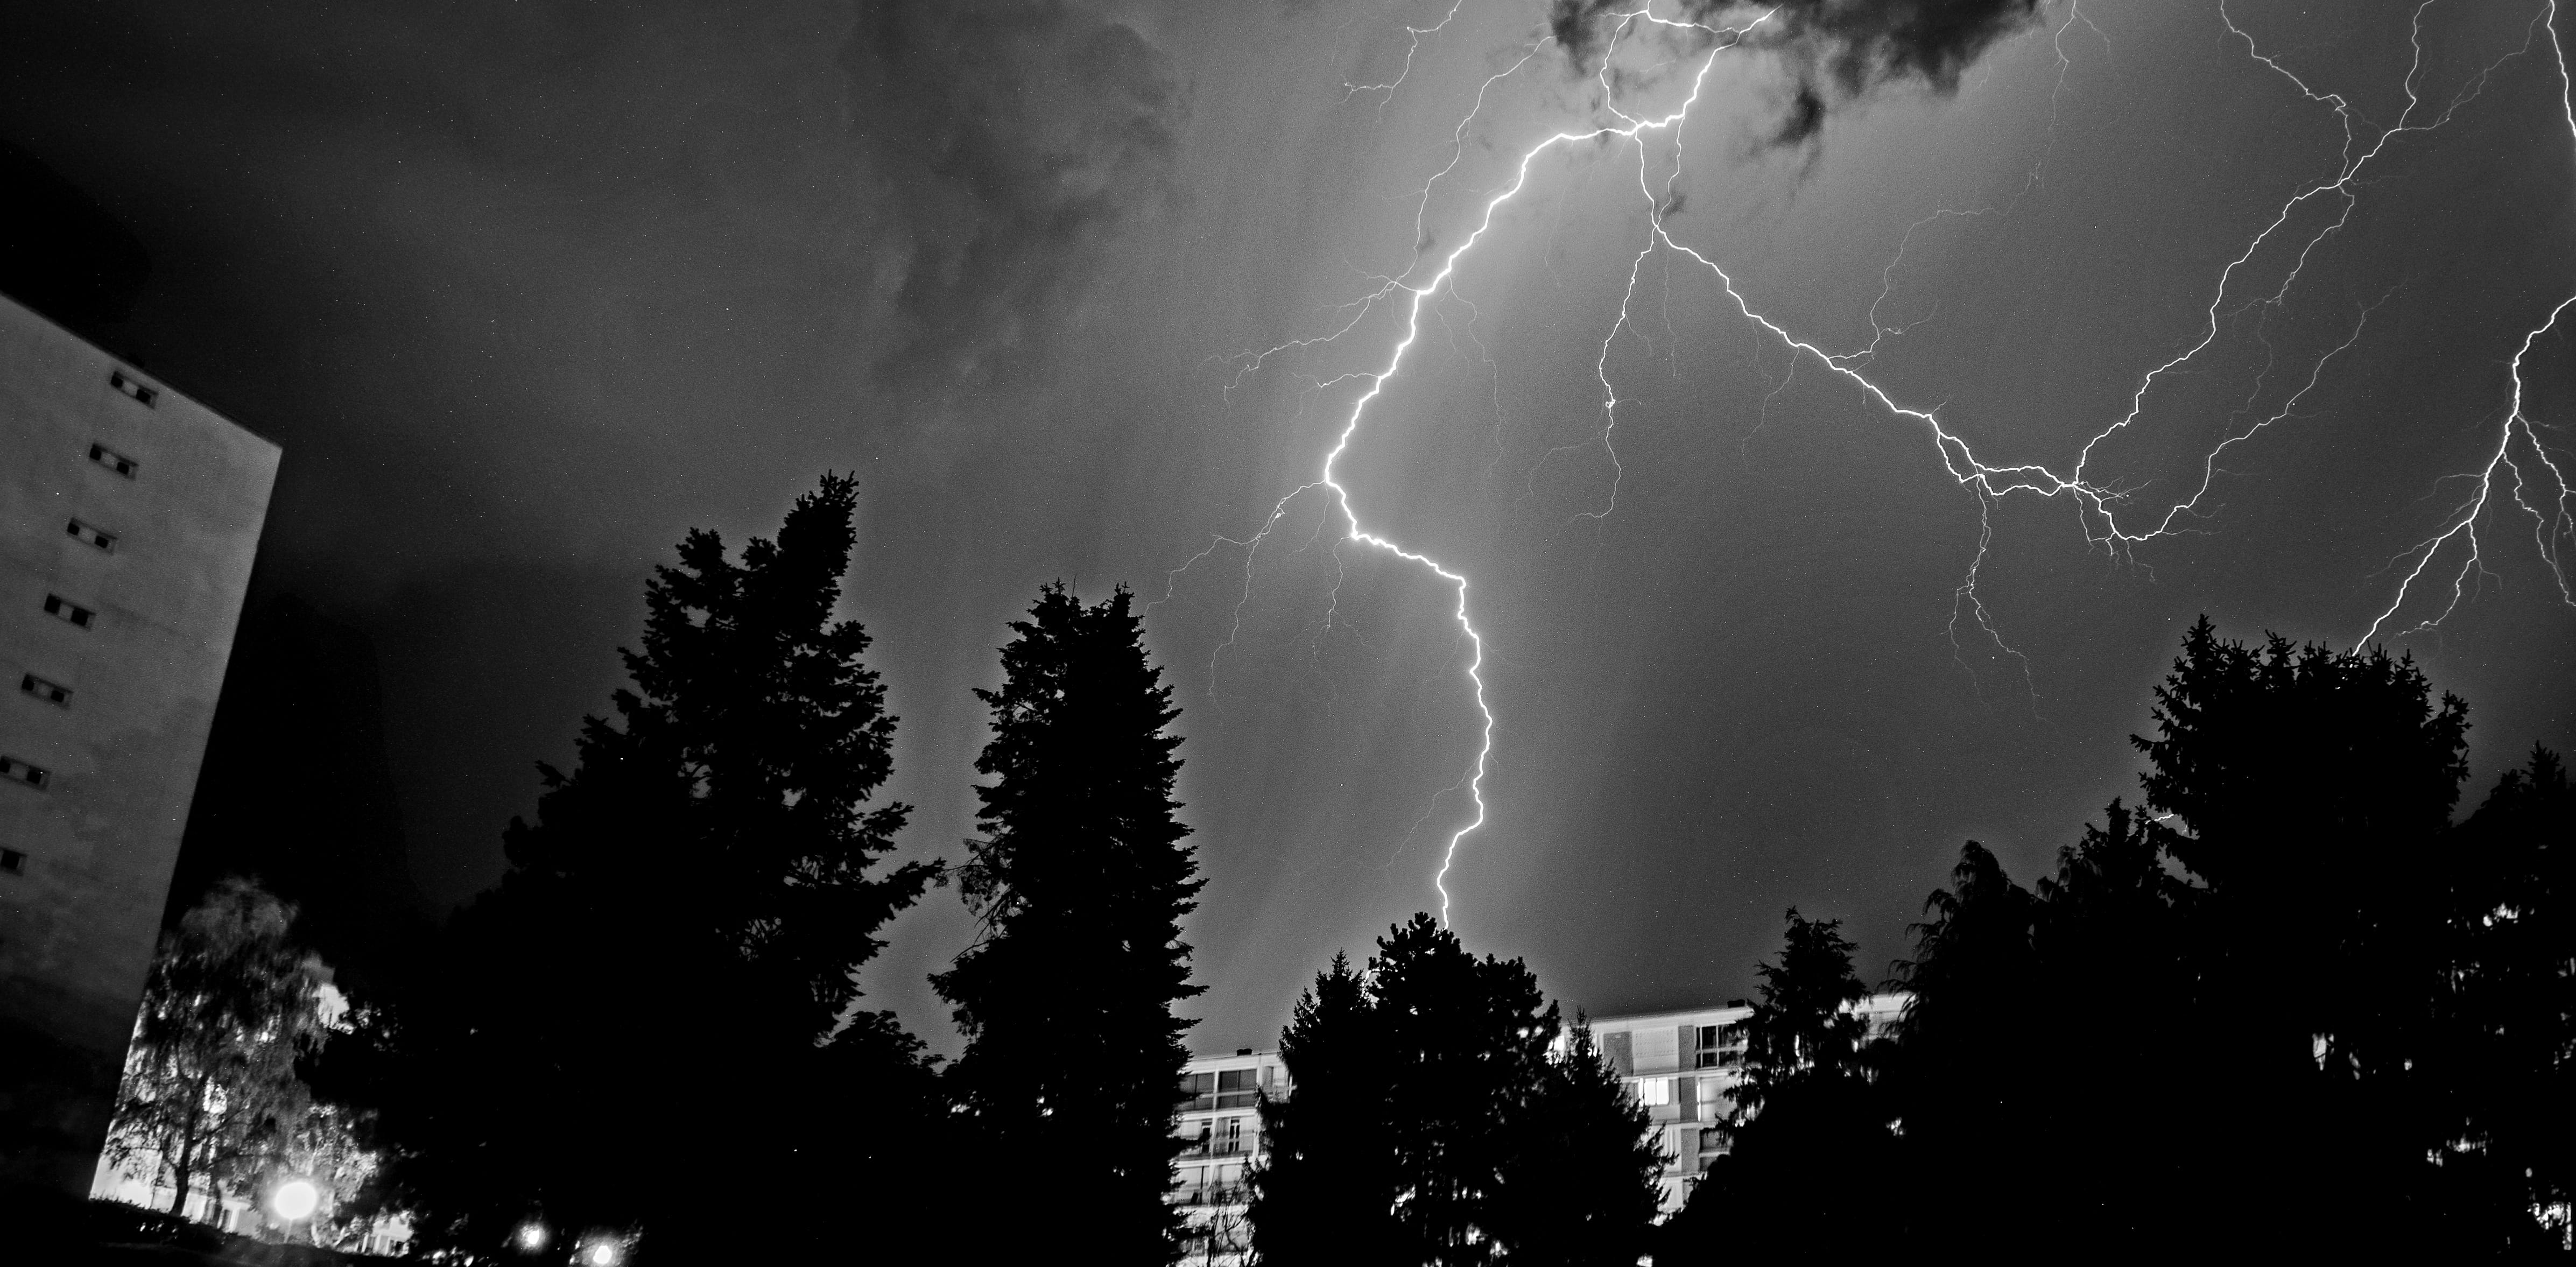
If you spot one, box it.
[116,476,2572,1259]
[125,475,1215,1261]
[1658,620,2573,1258]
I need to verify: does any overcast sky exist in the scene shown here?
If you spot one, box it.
[5,0,2570,1054]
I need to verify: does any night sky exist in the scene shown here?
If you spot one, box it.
[4,0,2570,1057]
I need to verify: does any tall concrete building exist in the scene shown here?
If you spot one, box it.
[0,292,279,1196]
[1170,1047,1282,1267]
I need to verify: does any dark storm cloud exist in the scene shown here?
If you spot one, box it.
[1549,0,2046,143]
[842,2,1184,385]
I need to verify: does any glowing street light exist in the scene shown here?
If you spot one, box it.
[515,1221,550,1252]
[270,1178,320,1223]
[576,1235,626,1266]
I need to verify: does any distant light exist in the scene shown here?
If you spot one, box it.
[270,1179,320,1222]
[583,1240,624,1266]
[516,1222,550,1251]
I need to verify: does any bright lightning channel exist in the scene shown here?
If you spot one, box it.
[1181,0,2576,927]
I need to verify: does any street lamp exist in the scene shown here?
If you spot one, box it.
[270,1178,320,1241]
[515,1221,550,1253]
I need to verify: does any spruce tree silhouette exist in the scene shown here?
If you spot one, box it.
[934,583,1203,1262]
[1490,1017,1665,1266]
[376,474,941,1258]
[1659,910,1894,1261]
[1248,952,1403,1267]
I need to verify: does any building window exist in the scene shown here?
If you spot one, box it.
[66,519,116,552]
[88,444,138,478]
[19,674,70,707]
[1695,1024,1721,1068]
[1216,1067,1259,1109]
[1178,1071,1216,1113]
[0,757,50,789]
[1,848,24,875]
[41,595,95,629]
[109,368,158,406]
[1631,1076,1674,1106]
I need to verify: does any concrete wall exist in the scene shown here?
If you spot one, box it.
[0,292,279,1196]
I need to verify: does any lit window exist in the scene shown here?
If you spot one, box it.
[0,848,24,874]
[41,595,95,629]
[0,757,50,789]
[65,520,115,552]
[88,444,138,478]
[1632,1077,1674,1106]
[109,368,158,407]
[20,674,70,706]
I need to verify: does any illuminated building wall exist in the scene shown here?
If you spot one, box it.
[0,291,279,1196]
[1590,993,1910,1214]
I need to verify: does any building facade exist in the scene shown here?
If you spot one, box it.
[0,292,280,1196]
[1587,993,1908,1214]
[1170,1047,1283,1266]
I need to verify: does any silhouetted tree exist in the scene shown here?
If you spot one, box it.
[2132,620,2471,1245]
[933,583,1203,1262]
[1660,910,1892,1260]
[1248,953,1402,1266]
[1490,1018,1665,1266]
[1251,916,1659,1265]
[1372,913,1560,1265]
[381,474,940,1257]
[106,878,335,1222]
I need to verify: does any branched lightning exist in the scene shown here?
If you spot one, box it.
[1175,0,2576,926]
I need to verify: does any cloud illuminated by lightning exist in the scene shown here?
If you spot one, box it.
[1175,0,2576,927]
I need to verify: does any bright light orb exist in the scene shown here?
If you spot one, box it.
[582,1241,624,1267]
[516,1222,550,1250]
[270,1178,320,1222]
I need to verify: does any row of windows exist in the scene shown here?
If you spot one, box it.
[2,370,159,827]
[1628,1073,1734,1109]
[1179,1067,1272,1111]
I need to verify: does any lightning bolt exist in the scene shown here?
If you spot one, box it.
[1177,0,2576,927]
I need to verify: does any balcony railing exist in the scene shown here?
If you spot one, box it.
[1174,1138,1256,1160]
[1178,1091,1263,1113]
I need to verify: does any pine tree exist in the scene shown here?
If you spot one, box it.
[383,473,938,1255]
[933,583,1203,1261]
[1489,1018,1666,1266]
[1660,909,1891,1260]
[1248,953,1402,1266]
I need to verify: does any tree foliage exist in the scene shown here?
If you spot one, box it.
[1249,914,1662,1266]
[1659,909,1894,1261]
[933,583,1203,1262]
[377,474,941,1257]
[107,878,337,1222]
[1662,618,2569,1255]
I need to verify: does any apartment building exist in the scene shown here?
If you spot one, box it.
[1164,993,1911,1257]
[1587,993,1908,1213]
[1170,1047,1283,1266]
[0,291,280,1196]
